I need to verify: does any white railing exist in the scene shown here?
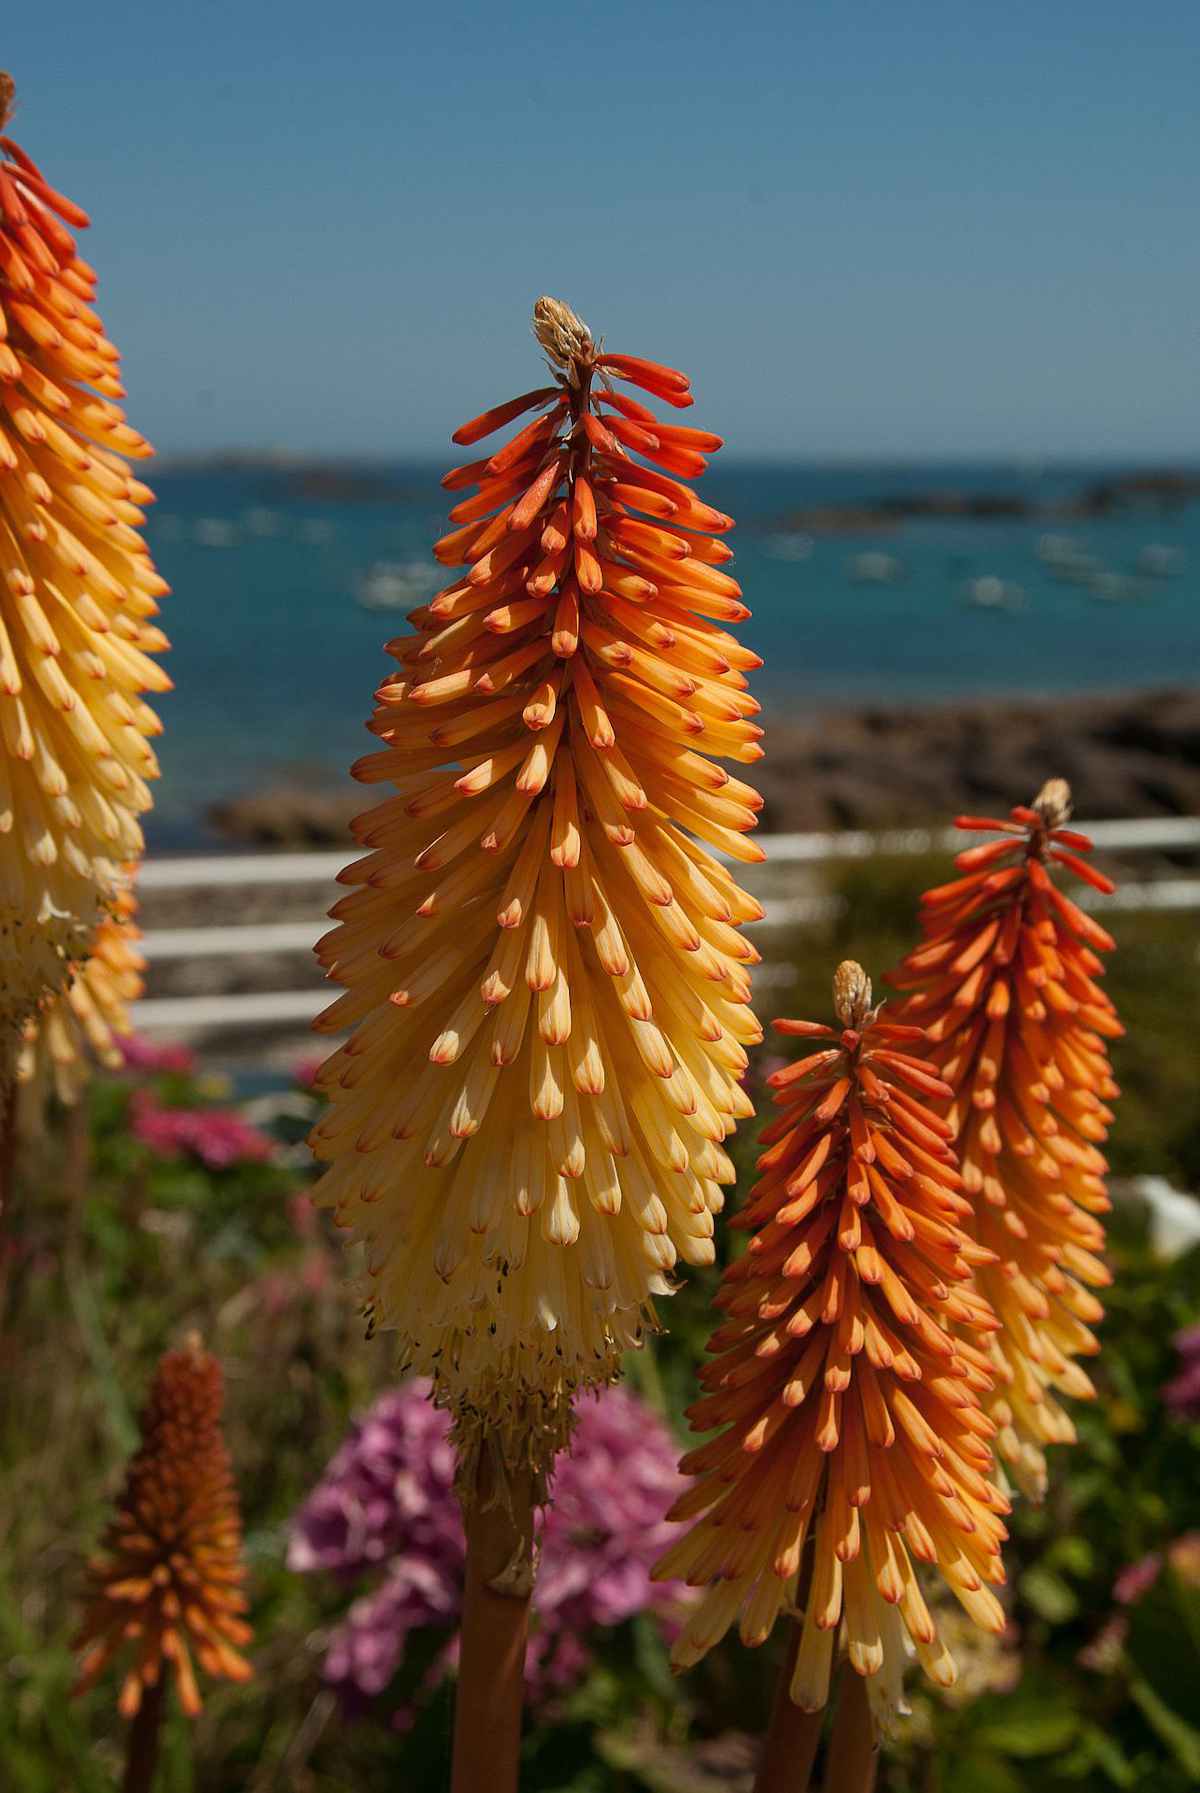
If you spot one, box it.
[131,816,1200,1033]
[135,815,1200,898]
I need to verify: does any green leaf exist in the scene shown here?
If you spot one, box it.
[1126,1571,1200,1723]
[1076,1723,1138,1788]
[631,1612,677,1703]
[1048,1534,1094,1579]
[974,1702,1078,1759]
[943,1753,1026,1793]
[1129,1677,1200,1780]
[1019,1564,1080,1625]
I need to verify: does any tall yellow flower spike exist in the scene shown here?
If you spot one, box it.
[311,297,764,1473]
[887,781,1121,1497]
[0,74,169,1047]
[656,964,1008,1730]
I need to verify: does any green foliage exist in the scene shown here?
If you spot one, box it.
[0,874,1197,1789]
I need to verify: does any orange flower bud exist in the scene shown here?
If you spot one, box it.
[74,1339,253,1719]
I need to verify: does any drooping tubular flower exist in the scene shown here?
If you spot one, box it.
[887,780,1121,1497]
[655,962,1009,1728]
[17,878,142,1108]
[0,74,169,1047]
[74,1336,253,1719]
[311,296,764,1476]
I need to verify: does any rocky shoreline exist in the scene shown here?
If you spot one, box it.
[207,685,1200,848]
[770,469,1200,535]
[753,685,1200,833]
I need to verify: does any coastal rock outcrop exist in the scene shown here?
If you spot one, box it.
[208,687,1200,847]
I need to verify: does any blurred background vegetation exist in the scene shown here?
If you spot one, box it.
[1,854,1197,1792]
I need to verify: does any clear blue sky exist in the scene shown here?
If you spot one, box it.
[5,3,1197,460]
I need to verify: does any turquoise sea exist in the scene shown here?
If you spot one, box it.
[141,462,1200,849]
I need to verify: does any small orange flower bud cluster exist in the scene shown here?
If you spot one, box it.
[888,782,1121,1496]
[655,964,1008,1727]
[74,1338,253,1719]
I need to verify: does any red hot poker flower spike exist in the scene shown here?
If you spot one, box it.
[0,76,169,1044]
[655,963,1008,1731]
[310,296,764,1480]
[74,1337,253,1719]
[887,779,1122,1498]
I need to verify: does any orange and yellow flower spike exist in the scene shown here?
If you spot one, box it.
[309,296,764,1475]
[887,780,1121,1497]
[74,1337,253,1723]
[0,74,168,1047]
[17,878,142,1110]
[656,963,1008,1731]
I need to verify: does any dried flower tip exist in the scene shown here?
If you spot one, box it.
[74,1339,253,1718]
[832,959,872,1027]
[532,295,593,368]
[1032,777,1072,829]
[0,72,14,130]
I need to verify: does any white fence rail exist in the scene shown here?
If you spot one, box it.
[135,816,1200,900]
[131,816,1200,1033]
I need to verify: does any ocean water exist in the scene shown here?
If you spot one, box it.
[140,461,1200,849]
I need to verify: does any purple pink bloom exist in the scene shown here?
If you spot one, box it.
[289,1379,691,1714]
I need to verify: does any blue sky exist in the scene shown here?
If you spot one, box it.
[5,3,1197,460]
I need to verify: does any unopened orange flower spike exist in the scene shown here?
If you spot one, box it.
[656,962,1008,1751]
[74,1338,252,1789]
[887,779,1121,1498]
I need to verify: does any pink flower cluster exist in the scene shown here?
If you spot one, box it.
[1111,1534,1200,1617]
[119,1034,197,1076]
[289,1379,692,1716]
[129,1089,277,1170]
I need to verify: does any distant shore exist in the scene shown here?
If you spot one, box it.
[772,469,1200,535]
[152,455,1200,534]
[204,684,1200,849]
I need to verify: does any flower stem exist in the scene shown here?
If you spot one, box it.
[122,1678,164,1793]
[754,1621,826,1793]
[821,1668,879,1793]
[451,1447,536,1793]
